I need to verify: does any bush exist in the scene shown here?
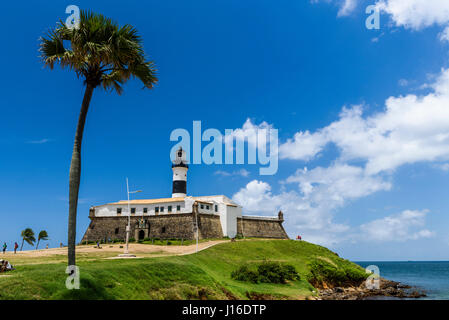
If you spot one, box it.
[280,264,300,281]
[231,262,300,284]
[307,259,367,288]
[129,238,136,243]
[231,265,259,283]
[257,262,285,284]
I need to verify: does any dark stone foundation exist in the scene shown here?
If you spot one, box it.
[81,212,289,242]
[81,213,224,242]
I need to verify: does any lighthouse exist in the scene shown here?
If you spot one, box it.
[172,147,188,198]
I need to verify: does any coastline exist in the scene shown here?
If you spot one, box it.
[317,278,426,300]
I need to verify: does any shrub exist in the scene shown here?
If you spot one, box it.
[257,262,286,284]
[307,259,367,288]
[129,238,136,243]
[231,265,259,283]
[231,262,300,284]
[280,264,300,281]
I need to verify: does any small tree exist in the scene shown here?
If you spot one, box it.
[36,230,49,250]
[20,228,36,251]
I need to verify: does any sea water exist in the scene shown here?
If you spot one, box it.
[356,261,449,300]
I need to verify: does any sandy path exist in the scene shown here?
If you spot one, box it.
[2,240,228,260]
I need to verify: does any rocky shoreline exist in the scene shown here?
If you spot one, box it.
[317,278,426,300]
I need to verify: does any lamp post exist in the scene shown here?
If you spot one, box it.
[119,178,142,257]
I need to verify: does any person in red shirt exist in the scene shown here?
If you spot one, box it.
[14,242,18,254]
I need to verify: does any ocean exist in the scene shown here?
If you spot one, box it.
[356,261,449,300]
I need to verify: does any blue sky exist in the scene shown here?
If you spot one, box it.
[1,0,449,260]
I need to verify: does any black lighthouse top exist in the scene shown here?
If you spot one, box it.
[172,147,189,168]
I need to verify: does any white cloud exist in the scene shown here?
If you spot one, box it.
[279,130,328,161]
[280,68,449,175]
[224,118,272,150]
[311,0,359,17]
[439,26,449,43]
[285,164,391,203]
[233,179,432,245]
[398,78,409,87]
[232,180,348,246]
[359,209,434,241]
[338,0,358,17]
[26,138,51,144]
[433,163,449,172]
[376,0,449,30]
[232,164,391,246]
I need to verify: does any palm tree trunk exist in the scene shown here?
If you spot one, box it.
[68,83,94,266]
[36,239,40,250]
[21,239,24,251]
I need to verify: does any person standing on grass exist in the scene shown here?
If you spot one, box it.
[14,242,18,254]
[2,242,6,254]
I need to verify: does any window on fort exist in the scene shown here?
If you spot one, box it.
[200,204,204,209]
[143,208,148,214]
[215,205,218,212]
[161,206,164,212]
[177,205,181,211]
[115,228,119,235]
[131,208,136,214]
[91,224,95,230]
[161,226,166,233]
[168,206,172,212]
[117,208,122,214]
[206,205,210,210]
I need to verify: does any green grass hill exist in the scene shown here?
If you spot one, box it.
[0,240,367,300]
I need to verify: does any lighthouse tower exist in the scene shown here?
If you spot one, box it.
[172,147,188,198]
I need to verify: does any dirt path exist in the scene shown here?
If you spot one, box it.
[2,240,228,261]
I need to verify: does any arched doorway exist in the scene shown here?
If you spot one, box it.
[138,230,145,240]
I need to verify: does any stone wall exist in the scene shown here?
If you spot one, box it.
[81,212,287,242]
[236,217,289,239]
[81,212,223,242]
[197,214,223,239]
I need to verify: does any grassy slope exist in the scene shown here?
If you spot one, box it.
[0,240,364,300]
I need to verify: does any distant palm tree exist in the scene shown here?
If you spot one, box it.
[36,230,49,250]
[20,228,36,251]
[39,11,157,266]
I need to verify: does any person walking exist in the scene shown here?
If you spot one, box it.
[2,242,7,254]
[14,242,18,254]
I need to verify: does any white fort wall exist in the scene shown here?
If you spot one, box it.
[94,201,188,217]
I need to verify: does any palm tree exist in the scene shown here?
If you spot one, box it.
[20,228,36,251]
[36,230,49,250]
[39,11,158,266]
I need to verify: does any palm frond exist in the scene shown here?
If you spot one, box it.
[39,10,158,91]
